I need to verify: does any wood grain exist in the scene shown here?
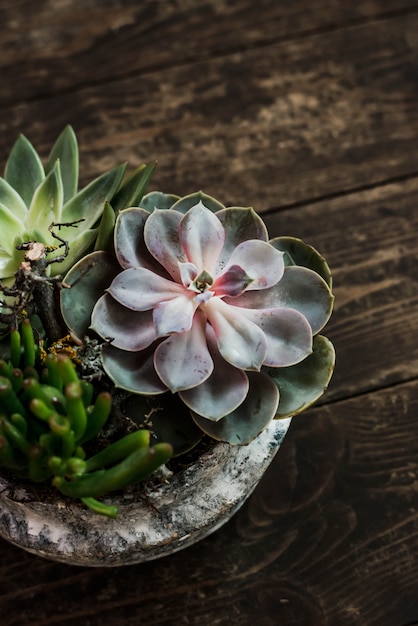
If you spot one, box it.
[1,0,417,105]
[2,11,418,210]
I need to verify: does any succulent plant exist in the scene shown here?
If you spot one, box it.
[61,191,335,448]
[0,126,155,283]
[0,318,172,517]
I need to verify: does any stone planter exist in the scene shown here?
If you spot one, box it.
[0,418,291,567]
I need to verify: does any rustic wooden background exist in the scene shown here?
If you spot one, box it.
[1,1,418,624]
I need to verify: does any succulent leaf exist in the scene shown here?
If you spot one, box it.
[61,163,125,228]
[92,293,157,351]
[94,201,116,253]
[110,162,157,213]
[191,371,279,444]
[4,135,45,208]
[139,190,180,212]
[45,125,79,203]
[101,343,168,394]
[215,206,268,272]
[0,178,28,223]
[170,191,225,214]
[271,236,332,288]
[266,335,336,418]
[26,160,63,233]
[60,250,121,341]
[0,204,24,256]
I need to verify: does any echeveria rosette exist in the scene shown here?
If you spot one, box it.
[72,193,335,446]
[0,126,155,281]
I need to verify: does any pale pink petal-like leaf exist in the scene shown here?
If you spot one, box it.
[205,297,267,370]
[228,266,334,334]
[153,293,198,336]
[143,208,185,281]
[101,343,167,394]
[179,261,198,287]
[154,311,214,392]
[115,207,168,274]
[191,370,279,444]
[91,293,156,351]
[179,325,249,420]
[108,266,185,311]
[212,264,253,297]
[225,239,284,290]
[178,202,225,273]
[215,207,268,273]
[233,305,313,366]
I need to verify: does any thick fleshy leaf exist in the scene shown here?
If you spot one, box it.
[191,370,279,444]
[265,335,335,418]
[108,266,185,311]
[226,239,284,290]
[0,203,24,255]
[212,264,253,297]
[144,208,185,280]
[0,177,28,223]
[94,201,116,253]
[121,393,203,456]
[26,161,64,232]
[62,163,125,228]
[178,202,225,273]
[153,293,198,336]
[170,191,225,215]
[60,250,121,340]
[139,191,180,212]
[0,249,20,278]
[114,208,166,274]
[154,312,213,392]
[111,162,156,213]
[179,261,198,287]
[92,293,156,351]
[205,297,267,370]
[101,343,167,394]
[4,134,45,208]
[46,125,79,203]
[234,305,313,366]
[215,207,268,272]
[179,326,249,420]
[270,236,332,288]
[228,266,334,335]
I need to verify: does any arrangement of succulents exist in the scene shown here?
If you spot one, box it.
[0,127,335,517]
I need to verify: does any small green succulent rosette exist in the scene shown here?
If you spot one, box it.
[0,126,155,282]
[61,191,335,449]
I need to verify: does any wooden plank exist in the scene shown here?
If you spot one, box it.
[1,12,418,208]
[1,380,418,625]
[264,176,418,402]
[1,0,417,105]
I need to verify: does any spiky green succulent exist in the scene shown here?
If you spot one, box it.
[61,191,335,450]
[0,319,172,517]
[0,126,155,281]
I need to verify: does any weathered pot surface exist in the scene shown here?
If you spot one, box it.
[0,418,291,566]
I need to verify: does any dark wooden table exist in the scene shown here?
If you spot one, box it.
[1,1,418,624]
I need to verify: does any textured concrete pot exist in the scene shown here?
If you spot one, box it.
[0,418,291,566]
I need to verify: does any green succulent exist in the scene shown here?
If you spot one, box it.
[0,126,155,281]
[0,319,172,517]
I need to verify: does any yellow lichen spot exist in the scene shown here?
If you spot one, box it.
[48,335,81,365]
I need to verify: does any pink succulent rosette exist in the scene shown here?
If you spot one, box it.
[86,197,334,443]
